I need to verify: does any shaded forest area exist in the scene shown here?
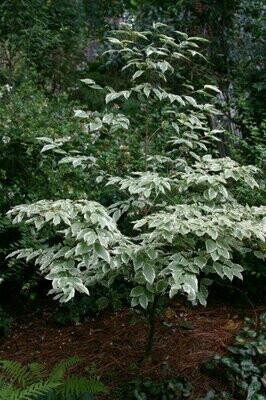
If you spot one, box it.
[0,1,265,399]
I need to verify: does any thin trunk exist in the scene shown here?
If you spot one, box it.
[144,294,160,360]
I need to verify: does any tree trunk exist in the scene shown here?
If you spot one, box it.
[144,295,160,360]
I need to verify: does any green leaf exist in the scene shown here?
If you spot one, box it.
[90,118,102,132]
[108,37,122,45]
[83,231,97,245]
[143,264,155,284]
[41,144,57,152]
[81,78,96,85]
[194,256,207,269]
[197,292,207,306]
[146,248,157,260]
[97,296,109,310]
[73,282,90,295]
[205,239,217,253]
[247,376,261,400]
[130,286,144,297]
[156,280,168,293]
[207,228,218,240]
[132,70,144,80]
[143,86,151,98]
[210,251,219,262]
[223,266,233,281]
[139,294,148,309]
[201,278,212,286]
[231,263,243,280]
[131,297,139,307]
[105,92,120,104]
[208,188,217,200]
[132,254,144,270]
[94,243,110,263]
[244,175,259,189]
[113,210,121,222]
[254,250,265,260]
[217,247,230,259]
[183,274,198,293]
[153,88,163,100]
[204,85,221,94]
[171,122,179,133]
[157,61,168,73]
[81,78,103,90]
[75,242,90,256]
[184,95,197,107]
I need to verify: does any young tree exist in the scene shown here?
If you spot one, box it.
[8,23,266,358]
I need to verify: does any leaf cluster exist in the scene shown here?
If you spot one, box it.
[125,376,192,399]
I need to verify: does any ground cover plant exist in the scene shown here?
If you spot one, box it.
[7,23,266,362]
[205,312,266,399]
[125,376,193,399]
[0,356,107,399]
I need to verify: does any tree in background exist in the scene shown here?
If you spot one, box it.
[0,1,83,89]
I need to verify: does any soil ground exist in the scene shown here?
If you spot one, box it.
[0,302,265,398]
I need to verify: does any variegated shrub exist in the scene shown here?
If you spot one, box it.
[7,24,266,332]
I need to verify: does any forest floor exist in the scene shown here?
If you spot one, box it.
[0,302,265,398]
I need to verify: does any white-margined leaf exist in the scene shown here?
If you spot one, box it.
[143,264,155,284]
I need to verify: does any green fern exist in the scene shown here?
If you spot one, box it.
[0,386,14,399]
[0,357,108,399]
[27,363,46,383]
[58,376,108,397]
[11,381,60,400]
[0,375,9,387]
[0,359,32,387]
[49,356,83,382]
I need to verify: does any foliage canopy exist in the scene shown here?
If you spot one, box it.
[7,24,266,312]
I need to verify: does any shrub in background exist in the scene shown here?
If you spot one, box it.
[0,307,12,339]
[54,279,130,326]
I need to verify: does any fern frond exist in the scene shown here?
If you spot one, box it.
[0,386,15,399]
[13,381,59,400]
[0,359,32,387]
[0,358,108,400]
[49,356,83,382]
[27,362,46,383]
[58,376,108,397]
[0,375,10,387]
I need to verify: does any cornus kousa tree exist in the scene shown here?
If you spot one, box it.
[8,23,266,357]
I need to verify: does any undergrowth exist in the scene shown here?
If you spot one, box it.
[205,312,266,399]
[0,356,107,399]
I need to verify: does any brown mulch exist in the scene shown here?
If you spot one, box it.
[0,302,265,398]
